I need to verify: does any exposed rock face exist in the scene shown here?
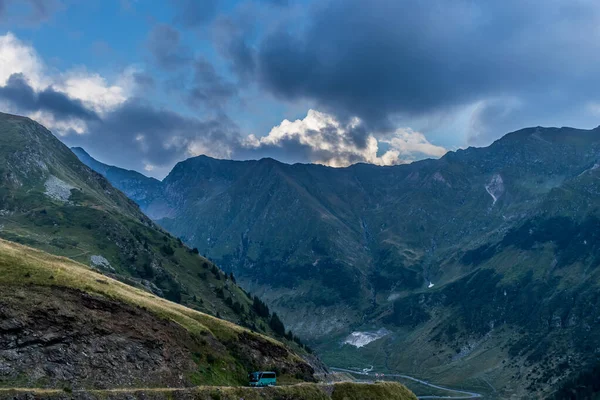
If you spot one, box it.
[90,255,114,272]
[0,284,316,389]
[43,176,74,202]
[0,286,198,389]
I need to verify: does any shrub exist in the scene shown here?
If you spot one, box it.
[160,244,175,256]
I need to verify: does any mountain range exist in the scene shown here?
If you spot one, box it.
[74,125,600,398]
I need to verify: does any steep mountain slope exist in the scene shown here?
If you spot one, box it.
[71,147,161,211]
[77,124,600,397]
[0,239,315,388]
[0,112,308,354]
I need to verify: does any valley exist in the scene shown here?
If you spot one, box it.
[75,125,600,398]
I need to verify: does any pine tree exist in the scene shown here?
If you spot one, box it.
[252,296,270,318]
[269,312,286,336]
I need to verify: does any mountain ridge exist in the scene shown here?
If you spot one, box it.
[74,122,600,398]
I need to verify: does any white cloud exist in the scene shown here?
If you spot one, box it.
[56,71,128,114]
[0,32,135,134]
[243,109,447,167]
[383,128,448,159]
[0,32,48,90]
[27,110,88,135]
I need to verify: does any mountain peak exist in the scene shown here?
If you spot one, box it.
[0,110,33,122]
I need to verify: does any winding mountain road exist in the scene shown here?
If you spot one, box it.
[330,367,483,399]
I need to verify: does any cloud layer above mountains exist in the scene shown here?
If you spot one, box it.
[1,0,600,177]
[251,0,600,138]
[0,31,445,176]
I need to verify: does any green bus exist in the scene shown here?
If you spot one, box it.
[248,371,276,387]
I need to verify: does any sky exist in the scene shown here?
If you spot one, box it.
[0,0,599,179]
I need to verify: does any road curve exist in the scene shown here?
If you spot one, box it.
[330,367,483,399]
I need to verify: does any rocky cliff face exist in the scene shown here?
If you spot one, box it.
[0,239,316,389]
[1,286,316,389]
[1,286,199,389]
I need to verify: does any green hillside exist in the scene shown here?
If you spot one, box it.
[0,238,416,400]
[0,112,308,348]
[0,238,316,388]
[77,124,600,397]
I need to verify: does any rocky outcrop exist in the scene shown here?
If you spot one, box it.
[0,286,199,389]
[0,283,315,390]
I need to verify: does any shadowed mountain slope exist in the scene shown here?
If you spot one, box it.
[75,124,600,397]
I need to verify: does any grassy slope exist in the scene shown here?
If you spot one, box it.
[0,238,310,386]
[1,382,417,400]
[0,112,306,350]
[0,239,417,399]
[0,238,256,340]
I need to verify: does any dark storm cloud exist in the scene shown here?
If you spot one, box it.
[0,73,99,121]
[249,0,600,136]
[66,100,239,173]
[187,58,238,111]
[145,21,242,111]
[146,24,192,70]
[131,72,155,91]
[212,14,256,83]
